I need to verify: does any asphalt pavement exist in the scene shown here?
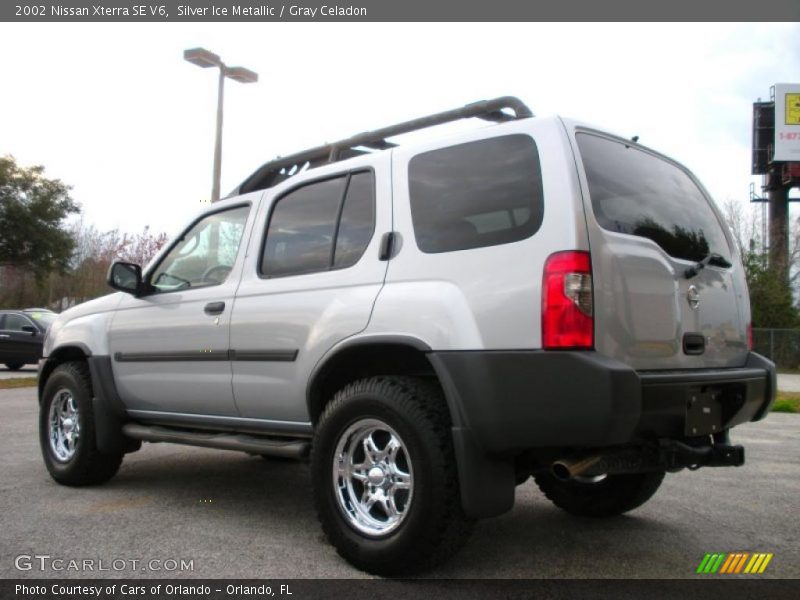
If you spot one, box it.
[1,387,798,579]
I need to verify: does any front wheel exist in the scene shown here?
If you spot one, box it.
[534,470,666,518]
[311,376,473,575]
[4,362,24,371]
[39,362,123,486]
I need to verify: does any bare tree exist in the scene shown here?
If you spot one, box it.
[0,221,168,310]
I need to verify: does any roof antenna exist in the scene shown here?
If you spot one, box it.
[631,135,639,143]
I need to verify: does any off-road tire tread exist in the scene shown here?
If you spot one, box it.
[40,361,123,486]
[312,375,474,575]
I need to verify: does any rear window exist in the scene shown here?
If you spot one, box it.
[577,132,730,263]
[408,134,544,253]
[27,311,56,328]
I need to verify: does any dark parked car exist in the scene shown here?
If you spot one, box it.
[0,309,56,370]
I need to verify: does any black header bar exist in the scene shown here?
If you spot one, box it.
[3,0,800,22]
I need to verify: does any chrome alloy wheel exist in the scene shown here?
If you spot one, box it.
[49,388,80,462]
[333,418,414,537]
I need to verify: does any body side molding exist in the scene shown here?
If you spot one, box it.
[114,349,299,362]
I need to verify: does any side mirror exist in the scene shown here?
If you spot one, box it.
[21,325,38,336]
[107,261,143,295]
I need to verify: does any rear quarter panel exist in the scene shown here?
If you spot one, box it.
[370,117,588,351]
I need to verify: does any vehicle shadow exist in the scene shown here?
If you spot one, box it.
[95,447,691,578]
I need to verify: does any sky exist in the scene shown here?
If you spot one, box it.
[0,22,798,239]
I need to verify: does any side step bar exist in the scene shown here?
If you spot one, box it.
[122,423,309,459]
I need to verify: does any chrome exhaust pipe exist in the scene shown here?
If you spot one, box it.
[551,455,602,481]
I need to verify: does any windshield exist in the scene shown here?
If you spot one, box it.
[26,311,56,328]
[577,132,730,263]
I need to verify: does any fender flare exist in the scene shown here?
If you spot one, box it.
[307,334,515,519]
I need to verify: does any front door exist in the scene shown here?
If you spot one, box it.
[108,202,255,417]
[0,313,41,365]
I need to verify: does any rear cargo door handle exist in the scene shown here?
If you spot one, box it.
[204,301,225,316]
[683,333,706,356]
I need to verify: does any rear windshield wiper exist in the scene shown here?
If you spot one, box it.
[684,252,732,279]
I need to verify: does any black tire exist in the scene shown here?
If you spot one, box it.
[39,361,123,486]
[534,470,665,518]
[4,363,24,371]
[311,376,474,575]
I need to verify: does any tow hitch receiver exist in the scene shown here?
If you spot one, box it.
[551,440,745,480]
[663,440,745,470]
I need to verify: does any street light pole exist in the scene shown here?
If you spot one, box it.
[212,66,225,204]
[184,48,258,202]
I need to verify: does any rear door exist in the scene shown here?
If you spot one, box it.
[229,154,391,423]
[572,129,748,370]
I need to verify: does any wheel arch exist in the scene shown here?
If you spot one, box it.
[305,335,516,519]
[39,346,136,456]
[38,344,92,403]
[306,335,437,426]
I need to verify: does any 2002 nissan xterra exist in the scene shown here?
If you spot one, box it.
[38,97,775,574]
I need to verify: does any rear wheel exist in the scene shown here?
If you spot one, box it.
[4,362,24,371]
[311,376,473,575]
[534,470,665,517]
[39,362,123,486]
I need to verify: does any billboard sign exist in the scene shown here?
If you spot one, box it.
[775,83,800,162]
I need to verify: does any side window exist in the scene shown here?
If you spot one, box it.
[334,171,375,269]
[3,314,32,331]
[149,205,250,293]
[408,134,544,253]
[261,171,376,277]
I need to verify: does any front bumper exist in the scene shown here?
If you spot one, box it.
[429,350,776,455]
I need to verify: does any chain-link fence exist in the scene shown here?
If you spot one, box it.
[752,328,800,370]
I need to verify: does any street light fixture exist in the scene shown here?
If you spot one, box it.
[183,47,258,202]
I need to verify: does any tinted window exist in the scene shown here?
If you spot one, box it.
[262,172,377,277]
[3,313,33,331]
[408,135,544,253]
[150,205,250,293]
[334,171,375,269]
[577,133,730,262]
[262,177,346,277]
[27,311,56,328]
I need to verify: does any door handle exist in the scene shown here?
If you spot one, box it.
[0,334,9,338]
[379,232,396,261]
[204,301,225,315]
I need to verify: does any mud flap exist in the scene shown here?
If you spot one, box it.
[88,356,140,455]
[451,427,515,518]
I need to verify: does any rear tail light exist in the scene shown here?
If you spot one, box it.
[542,251,593,349]
[747,322,753,350]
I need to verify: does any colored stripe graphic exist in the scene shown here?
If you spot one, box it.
[719,554,736,573]
[707,554,721,573]
[745,554,760,574]
[697,552,772,574]
[696,554,712,574]
[734,552,749,573]
[758,554,773,573]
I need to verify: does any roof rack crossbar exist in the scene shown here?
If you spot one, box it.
[236,96,533,195]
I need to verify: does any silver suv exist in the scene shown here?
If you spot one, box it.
[38,97,775,575]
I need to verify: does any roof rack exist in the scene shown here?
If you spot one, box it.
[234,96,533,195]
